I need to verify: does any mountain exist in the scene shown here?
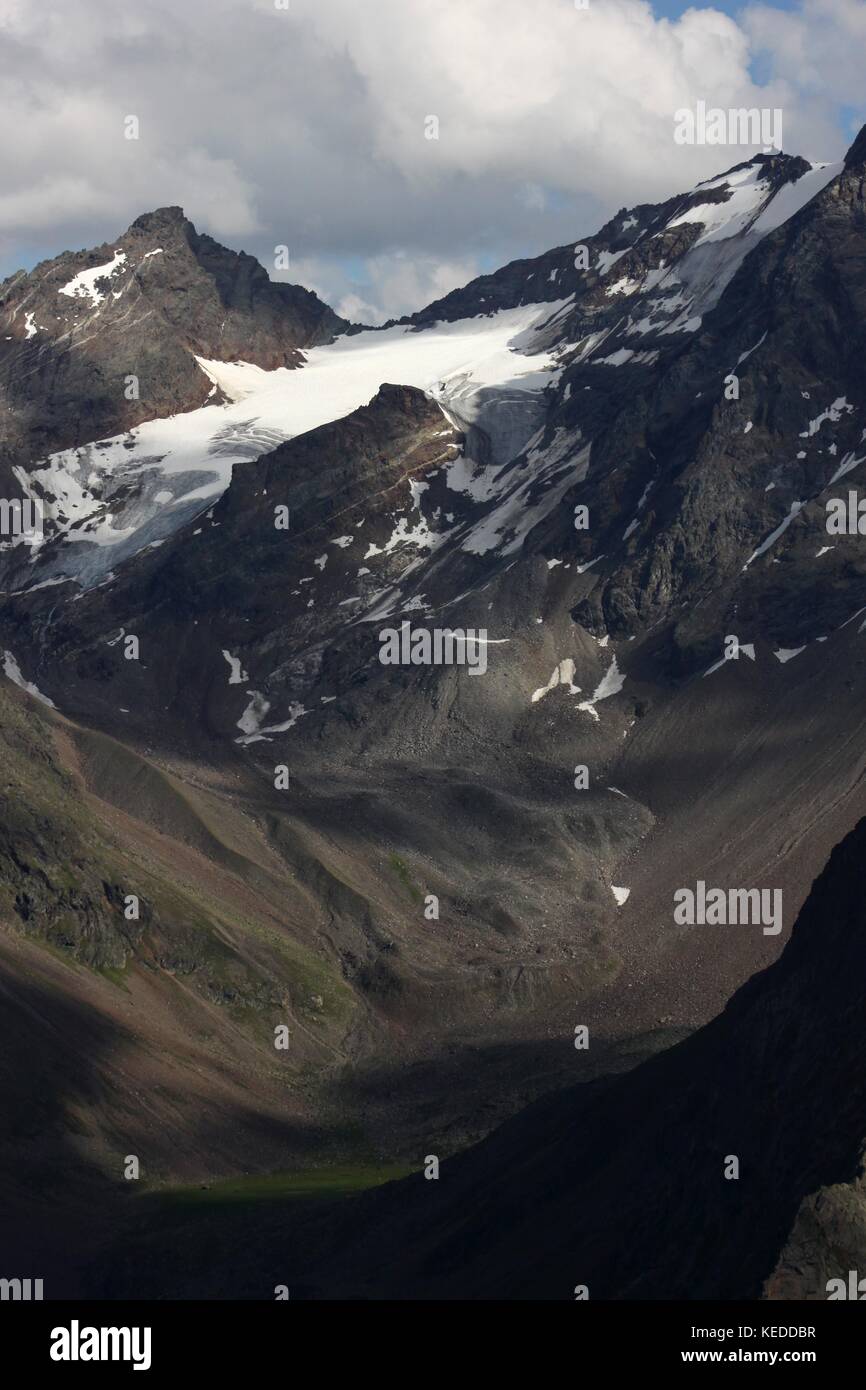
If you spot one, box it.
[0,151,841,591]
[3,130,866,1297]
[94,811,866,1300]
[0,205,346,517]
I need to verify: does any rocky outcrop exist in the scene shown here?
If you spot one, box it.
[0,205,346,475]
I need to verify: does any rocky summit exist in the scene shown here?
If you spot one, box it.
[2,127,866,1304]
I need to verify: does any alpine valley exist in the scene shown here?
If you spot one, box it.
[2,129,866,1299]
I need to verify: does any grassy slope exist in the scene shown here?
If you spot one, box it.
[0,675,381,1296]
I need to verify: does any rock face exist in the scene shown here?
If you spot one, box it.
[0,205,346,476]
[564,144,866,662]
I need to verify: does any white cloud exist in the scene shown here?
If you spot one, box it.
[0,0,860,314]
[288,251,481,324]
[745,0,866,112]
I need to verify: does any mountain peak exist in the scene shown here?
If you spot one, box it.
[129,205,191,235]
[0,203,347,469]
[843,122,866,170]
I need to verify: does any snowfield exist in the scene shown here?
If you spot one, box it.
[10,152,845,595]
[16,301,569,588]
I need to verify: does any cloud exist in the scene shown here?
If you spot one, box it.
[0,0,860,316]
[744,0,866,117]
[290,251,483,325]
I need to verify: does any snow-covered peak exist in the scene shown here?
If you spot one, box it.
[569,155,843,365]
[669,157,842,247]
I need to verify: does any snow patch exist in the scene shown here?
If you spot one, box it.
[595,249,628,275]
[577,656,625,719]
[236,690,270,735]
[222,650,249,684]
[704,643,756,677]
[743,501,803,569]
[2,650,55,707]
[531,658,581,704]
[800,397,853,439]
[59,249,127,307]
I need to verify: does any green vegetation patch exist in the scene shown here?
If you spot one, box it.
[153,1163,413,1212]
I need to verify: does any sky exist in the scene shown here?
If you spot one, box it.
[0,0,863,323]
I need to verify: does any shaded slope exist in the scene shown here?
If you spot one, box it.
[100,813,866,1300]
[336,811,866,1301]
[0,672,367,1294]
